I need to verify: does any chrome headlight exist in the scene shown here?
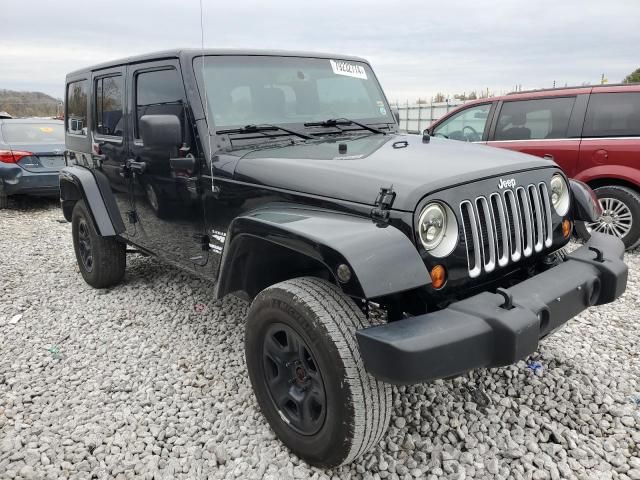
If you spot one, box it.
[550,174,570,216]
[418,202,458,257]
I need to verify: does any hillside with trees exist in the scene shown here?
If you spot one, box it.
[624,68,640,84]
[0,90,62,118]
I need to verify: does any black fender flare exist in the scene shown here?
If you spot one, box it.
[570,179,602,223]
[214,206,430,300]
[59,165,125,236]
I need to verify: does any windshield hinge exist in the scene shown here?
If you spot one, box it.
[371,186,396,224]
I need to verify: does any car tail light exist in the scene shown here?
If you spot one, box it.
[0,150,35,163]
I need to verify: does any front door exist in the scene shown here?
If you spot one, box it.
[126,60,207,266]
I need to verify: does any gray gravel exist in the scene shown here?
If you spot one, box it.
[1,198,639,480]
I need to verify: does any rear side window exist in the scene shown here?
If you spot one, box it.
[135,68,183,137]
[583,92,640,137]
[66,80,88,135]
[1,123,64,143]
[495,97,575,141]
[95,75,124,137]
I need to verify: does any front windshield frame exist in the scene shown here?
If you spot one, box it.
[192,54,395,136]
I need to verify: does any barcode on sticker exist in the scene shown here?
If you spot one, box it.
[329,60,367,79]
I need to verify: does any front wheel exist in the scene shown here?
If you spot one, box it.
[574,185,640,249]
[245,277,392,467]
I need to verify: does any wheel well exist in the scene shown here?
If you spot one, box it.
[59,179,82,222]
[219,236,337,300]
[587,177,640,194]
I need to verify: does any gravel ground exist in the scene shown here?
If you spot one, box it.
[1,198,639,480]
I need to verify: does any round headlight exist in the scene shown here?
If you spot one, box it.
[418,202,458,257]
[550,174,570,216]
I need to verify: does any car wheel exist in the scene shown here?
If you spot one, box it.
[72,200,126,288]
[144,182,168,218]
[0,194,7,209]
[575,185,640,249]
[245,277,392,468]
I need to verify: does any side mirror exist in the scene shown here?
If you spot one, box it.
[391,107,400,124]
[139,115,182,148]
[423,127,432,136]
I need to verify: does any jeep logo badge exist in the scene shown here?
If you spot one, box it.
[498,178,516,189]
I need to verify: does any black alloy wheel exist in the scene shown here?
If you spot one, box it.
[76,218,94,272]
[262,323,327,435]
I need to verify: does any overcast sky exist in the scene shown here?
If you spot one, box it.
[2,0,638,102]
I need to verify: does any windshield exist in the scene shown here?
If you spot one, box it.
[194,56,393,129]
[1,122,64,144]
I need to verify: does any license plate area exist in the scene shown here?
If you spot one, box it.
[39,156,65,169]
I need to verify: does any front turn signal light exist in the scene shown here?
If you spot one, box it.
[431,265,447,289]
[562,219,572,238]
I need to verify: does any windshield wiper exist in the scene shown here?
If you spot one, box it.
[217,124,312,140]
[304,118,386,135]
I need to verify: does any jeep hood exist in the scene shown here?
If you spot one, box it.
[233,134,555,212]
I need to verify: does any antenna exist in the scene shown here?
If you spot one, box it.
[199,0,216,191]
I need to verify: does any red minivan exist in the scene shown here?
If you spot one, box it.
[427,84,640,248]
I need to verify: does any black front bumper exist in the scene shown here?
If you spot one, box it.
[356,232,627,384]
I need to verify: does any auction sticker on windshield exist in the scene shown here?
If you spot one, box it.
[330,60,367,79]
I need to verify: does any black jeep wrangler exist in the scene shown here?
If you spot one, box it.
[60,49,628,467]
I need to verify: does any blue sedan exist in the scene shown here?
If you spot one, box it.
[0,118,65,208]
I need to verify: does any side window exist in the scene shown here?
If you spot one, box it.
[95,75,124,137]
[494,97,575,141]
[135,68,183,137]
[583,92,640,137]
[66,80,88,135]
[433,103,491,142]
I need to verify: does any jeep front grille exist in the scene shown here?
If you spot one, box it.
[460,183,553,278]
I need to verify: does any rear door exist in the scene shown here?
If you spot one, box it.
[578,90,640,181]
[487,95,585,176]
[91,67,133,235]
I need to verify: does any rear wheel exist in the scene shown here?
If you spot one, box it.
[72,200,126,288]
[245,277,392,467]
[144,182,169,218]
[575,185,640,249]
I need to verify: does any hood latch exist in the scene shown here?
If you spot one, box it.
[371,186,396,224]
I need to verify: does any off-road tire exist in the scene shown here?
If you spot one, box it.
[245,277,392,467]
[575,185,640,249]
[71,200,126,288]
[0,194,7,209]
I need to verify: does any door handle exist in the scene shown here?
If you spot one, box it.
[543,154,554,161]
[119,159,147,177]
[127,159,147,174]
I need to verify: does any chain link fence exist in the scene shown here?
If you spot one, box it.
[393,100,465,133]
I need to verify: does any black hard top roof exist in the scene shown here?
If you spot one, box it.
[67,48,370,77]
